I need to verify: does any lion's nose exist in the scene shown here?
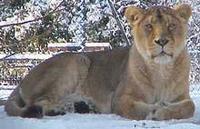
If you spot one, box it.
[154,38,169,47]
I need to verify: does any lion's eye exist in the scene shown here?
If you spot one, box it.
[145,24,153,31]
[168,24,176,31]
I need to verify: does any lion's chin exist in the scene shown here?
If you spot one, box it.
[153,54,173,64]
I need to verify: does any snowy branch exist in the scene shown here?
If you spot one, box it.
[107,0,132,46]
[0,18,43,28]
[0,0,64,28]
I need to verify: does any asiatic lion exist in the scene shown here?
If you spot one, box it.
[5,4,194,120]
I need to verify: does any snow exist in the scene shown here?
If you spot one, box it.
[190,84,200,97]
[0,85,16,100]
[0,53,52,60]
[0,84,200,129]
[0,90,12,100]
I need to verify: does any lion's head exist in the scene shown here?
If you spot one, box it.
[125,4,191,64]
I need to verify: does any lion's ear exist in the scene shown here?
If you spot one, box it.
[125,6,144,25]
[174,4,192,21]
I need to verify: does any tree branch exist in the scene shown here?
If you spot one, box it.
[0,52,17,61]
[0,18,42,28]
[107,0,132,46]
[0,1,65,60]
[0,0,64,28]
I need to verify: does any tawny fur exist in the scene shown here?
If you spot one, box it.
[5,4,194,120]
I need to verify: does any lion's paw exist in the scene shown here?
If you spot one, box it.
[146,108,166,120]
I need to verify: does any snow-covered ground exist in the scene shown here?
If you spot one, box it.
[0,84,200,129]
[0,85,16,100]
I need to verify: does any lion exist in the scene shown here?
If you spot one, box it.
[5,4,194,120]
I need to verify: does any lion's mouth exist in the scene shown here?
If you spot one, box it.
[152,51,173,58]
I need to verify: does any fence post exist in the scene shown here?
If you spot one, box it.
[107,0,132,46]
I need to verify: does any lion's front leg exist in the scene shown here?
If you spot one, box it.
[112,95,160,120]
[146,99,195,120]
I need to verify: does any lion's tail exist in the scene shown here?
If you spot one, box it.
[5,87,43,118]
[4,87,26,116]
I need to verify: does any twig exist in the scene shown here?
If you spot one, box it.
[107,0,132,46]
[0,52,17,61]
[187,32,200,42]
[0,0,65,60]
[0,17,42,28]
[0,0,64,28]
